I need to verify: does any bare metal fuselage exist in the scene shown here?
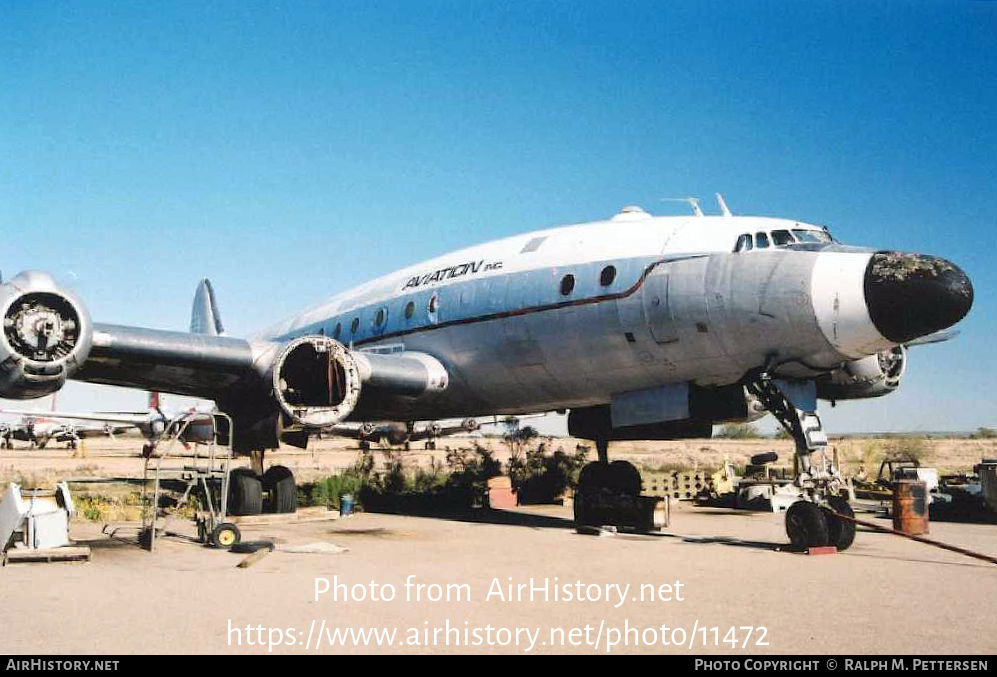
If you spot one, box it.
[257,214,870,422]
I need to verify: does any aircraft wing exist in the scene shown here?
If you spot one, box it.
[76,322,445,403]
[53,423,134,441]
[80,424,135,438]
[408,418,480,441]
[75,323,268,399]
[324,423,370,440]
[0,407,148,427]
[0,272,450,453]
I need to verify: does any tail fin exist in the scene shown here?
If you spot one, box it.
[190,278,225,336]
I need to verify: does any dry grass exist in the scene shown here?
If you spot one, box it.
[1,434,993,524]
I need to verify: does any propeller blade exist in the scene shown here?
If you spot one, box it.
[906,329,960,347]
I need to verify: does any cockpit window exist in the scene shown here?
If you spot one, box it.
[755,232,770,249]
[771,230,795,246]
[734,233,753,252]
[792,229,831,244]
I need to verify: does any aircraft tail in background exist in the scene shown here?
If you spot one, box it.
[189,278,225,336]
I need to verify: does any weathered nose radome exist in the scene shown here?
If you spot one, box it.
[810,251,973,360]
[863,252,974,344]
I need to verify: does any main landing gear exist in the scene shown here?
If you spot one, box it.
[745,372,856,551]
[226,450,298,516]
[573,439,665,532]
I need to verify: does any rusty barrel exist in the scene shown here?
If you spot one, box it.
[892,480,929,535]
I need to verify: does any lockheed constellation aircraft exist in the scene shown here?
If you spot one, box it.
[0,196,972,548]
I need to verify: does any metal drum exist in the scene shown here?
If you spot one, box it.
[892,480,929,535]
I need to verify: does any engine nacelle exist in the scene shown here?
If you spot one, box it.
[817,346,906,402]
[271,335,362,428]
[0,271,93,399]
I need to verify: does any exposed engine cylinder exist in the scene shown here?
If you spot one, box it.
[0,271,93,399]
[271,335,362,428]
[817,346,906,401]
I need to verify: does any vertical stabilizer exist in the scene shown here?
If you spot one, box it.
[190,279,225,336]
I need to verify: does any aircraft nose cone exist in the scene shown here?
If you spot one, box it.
[864,252,974,343]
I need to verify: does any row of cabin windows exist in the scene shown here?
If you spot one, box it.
[560,264,616,296]
[733,228,832,253]
[330,264,620,339]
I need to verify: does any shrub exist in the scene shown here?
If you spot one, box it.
[507,445,587,504]
[882,435,934,463]
[718,423,761,439]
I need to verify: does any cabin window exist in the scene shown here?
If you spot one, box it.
[600,265,616,286]
[333,322,342,339]
[428,293,439,314]
[350,317,359,334]
[755,232,770,249]
[771,230,795,247]
[375,308,386,326]
[405,301,415,319]
[560,274,575,295]
[734,233,753,252]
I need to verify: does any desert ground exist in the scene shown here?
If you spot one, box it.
[1,433,996,655]
[2,501,996,654]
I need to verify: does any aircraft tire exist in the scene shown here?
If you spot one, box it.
[577,461,609,493]
[750,451,779,466]
[785,501,830,550]
[263,465,297,514]
[606,460,642,496]
[228,469,263,516]
[824,497,856,551]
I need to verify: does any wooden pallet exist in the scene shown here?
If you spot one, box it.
[228,507,339,526]
[3,546,92,565]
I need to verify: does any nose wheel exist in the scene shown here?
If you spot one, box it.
[746,372,855,551]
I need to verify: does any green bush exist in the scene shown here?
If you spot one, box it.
[718,422,761,439]
[297,473,364,509]
[507,445,587,504]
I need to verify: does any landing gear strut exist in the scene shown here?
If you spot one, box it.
[746,372,854,550]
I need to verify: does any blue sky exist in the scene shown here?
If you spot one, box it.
[0,1,993,432]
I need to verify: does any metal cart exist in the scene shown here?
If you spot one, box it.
[140,412,240,551]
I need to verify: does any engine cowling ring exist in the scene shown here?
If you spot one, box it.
[0,271,93,399]
[816,345,907,401]
[271,335,361,428]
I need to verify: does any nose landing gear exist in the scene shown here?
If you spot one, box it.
[746,372,855,551]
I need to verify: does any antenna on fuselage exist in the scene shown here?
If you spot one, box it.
[660,197,704,217]
[716,193,732,217]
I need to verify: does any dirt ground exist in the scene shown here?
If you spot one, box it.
[2,503,996,654]
[1,435,996,655]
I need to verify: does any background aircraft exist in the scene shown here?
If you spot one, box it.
[0,393,213,455]
[329,418,481,450]
[0,395,133,449]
